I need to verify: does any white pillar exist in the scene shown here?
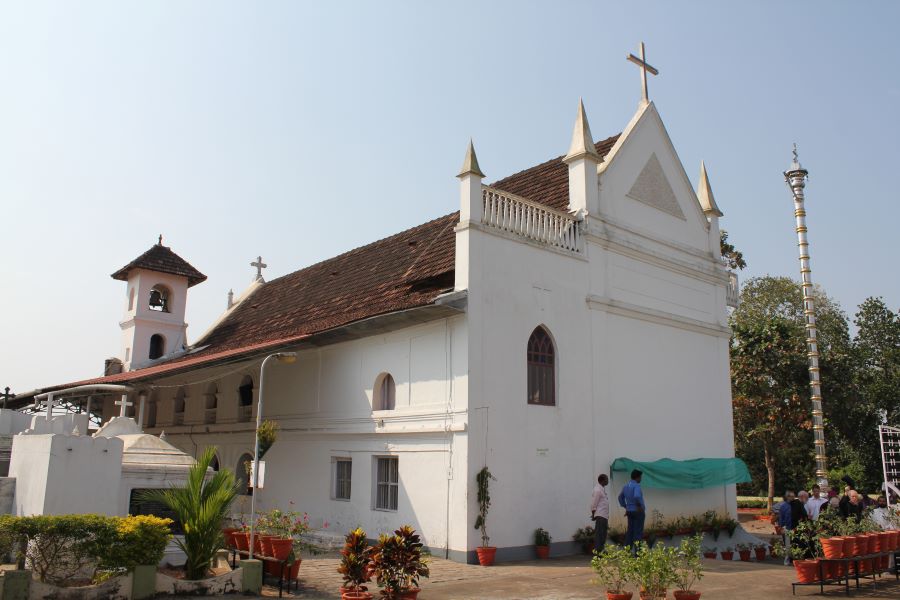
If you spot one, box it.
[458,139,485,223]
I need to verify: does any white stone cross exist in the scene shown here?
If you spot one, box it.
[251,256,267,281]
[115,394,133,417]
[43,393,59,418]
[627,42,659,105]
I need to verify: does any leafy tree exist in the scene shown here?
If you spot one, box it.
[730,276,853,506]
[140,446,239,579]
[720,230,747,271]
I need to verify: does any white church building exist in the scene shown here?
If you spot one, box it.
[14,92,742,562]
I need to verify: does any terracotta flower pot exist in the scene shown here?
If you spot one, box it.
[288,557,302,580]
[794,559,820,583]
[342,592,373,600]
[738,550,751,561]
[399,588,420,599]
[223,527,238,549]
[606,592,633,600]
[261,534,277,557]
[848,535,864,557]
[673,591,702,600]
[271,538,293,561]
[702,552,717,559]
[821,537,844,560]
[720,551,734,561]
[476,546,497,566]
[234,532,249,552]
[535,545,550,559]
[754,547,767,561]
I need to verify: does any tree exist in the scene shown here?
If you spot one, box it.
[140,447,239,579]
[730,276,853,506]
[720,230,747,271]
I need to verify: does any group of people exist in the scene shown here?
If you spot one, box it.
[777,478,894,565]
[590,469,645,554]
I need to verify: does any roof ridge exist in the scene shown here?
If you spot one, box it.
[490,133,621,189]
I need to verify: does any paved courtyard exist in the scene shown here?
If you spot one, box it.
[253,554,900,600]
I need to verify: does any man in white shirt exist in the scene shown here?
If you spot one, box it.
[590,474,610,553]
[805,484,828,520]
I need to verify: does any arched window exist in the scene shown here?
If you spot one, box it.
[373,373,396,411]
[148,285,171,312]
[149,334,165,360]
[210,454,220,472]
[527,326,556,406]
[237,453,254,495]
[128,287,135,311]
[173,387,186,425]
[238,376,253,422]
[204,383,218,424]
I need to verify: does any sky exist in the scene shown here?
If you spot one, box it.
[1,1,898,394]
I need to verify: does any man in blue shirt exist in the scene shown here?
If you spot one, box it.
[617,469,645,552]
[777,491,795,565]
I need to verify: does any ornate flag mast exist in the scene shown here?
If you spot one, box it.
[785,145,828,489]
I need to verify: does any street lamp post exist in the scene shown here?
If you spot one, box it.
[248,351,297,560]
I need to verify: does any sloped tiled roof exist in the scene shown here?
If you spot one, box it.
[111,243,208,287]
[28,133,622,394]
[490,135,620,212]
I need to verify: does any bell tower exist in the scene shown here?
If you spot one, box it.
[111,237,207,371]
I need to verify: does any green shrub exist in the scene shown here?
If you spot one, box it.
[0,514,172,584]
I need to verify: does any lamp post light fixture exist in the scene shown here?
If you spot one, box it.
[248,351,297,560]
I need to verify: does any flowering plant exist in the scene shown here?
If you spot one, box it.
[256,507,327,555]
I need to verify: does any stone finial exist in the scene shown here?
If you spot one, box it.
[697,161,724,218]
[563,99,601,163]
[159,430,167,441]
[227,289,234,310]
[457,138,485,179]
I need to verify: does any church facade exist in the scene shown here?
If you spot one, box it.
[17,98,739,562]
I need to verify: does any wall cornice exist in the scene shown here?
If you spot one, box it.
[586,294,731,338]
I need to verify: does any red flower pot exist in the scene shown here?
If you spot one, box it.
[606,593,633,600]
[702,552,717,559]
[342,592,373,600]
[288,558,302,580]
[754,547,767,561]
[234,532,249,552]
[261,535,277,557]
[794,559,820,583]
[271,538,293,561]
[476,546,497,566]
[673,592,701,600]
[821,537,844,559]
[535,545,550,559]
[223,528,238,549]
[399,588,420,599]
[738,550,751,562]
[720,551,734,561]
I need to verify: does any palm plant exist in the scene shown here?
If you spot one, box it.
[139,446,239,579]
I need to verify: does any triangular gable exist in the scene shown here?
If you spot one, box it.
[626,153,685,220]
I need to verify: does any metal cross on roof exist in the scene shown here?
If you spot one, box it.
[627,41,659,105]
[115,394,133,417]
[251,256,267,281]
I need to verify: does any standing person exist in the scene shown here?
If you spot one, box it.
[805,485,828,520]
[778,491,795,566]
[590,474,609,554]
[618,469,645,553]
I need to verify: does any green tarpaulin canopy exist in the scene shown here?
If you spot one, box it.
[610,457,751,489]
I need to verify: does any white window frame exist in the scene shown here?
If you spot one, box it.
[332,457,352,501]
[373,456,399,511]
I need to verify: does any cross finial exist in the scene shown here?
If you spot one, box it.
[627,42,659,105]
[251,256,267,281]
[115,394,133,417]
[158,234,163,246]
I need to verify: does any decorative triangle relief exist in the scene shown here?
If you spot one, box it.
[626,154,685,219]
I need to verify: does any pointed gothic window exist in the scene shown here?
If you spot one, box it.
[374,373,395,411]
[149,334,165,360]
[527,326,556,406]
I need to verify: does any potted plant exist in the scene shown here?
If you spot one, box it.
[753,543,767,561]
[701,546,717,560]
[574,526,596,555]
[633,542,676,600]
[719,546,734,561]
[473,466,497,566]
[591,545,636,600]
[338,528,373,600]
[672,534,703,600]
[735,543,751,562]
[534,528,551,559]
[371,526,430,599]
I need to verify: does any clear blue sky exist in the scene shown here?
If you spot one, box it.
[1,1,898,394]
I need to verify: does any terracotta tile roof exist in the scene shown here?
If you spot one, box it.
[31,133,621,393]
[489,135,620,212]
[111,243,208,287]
